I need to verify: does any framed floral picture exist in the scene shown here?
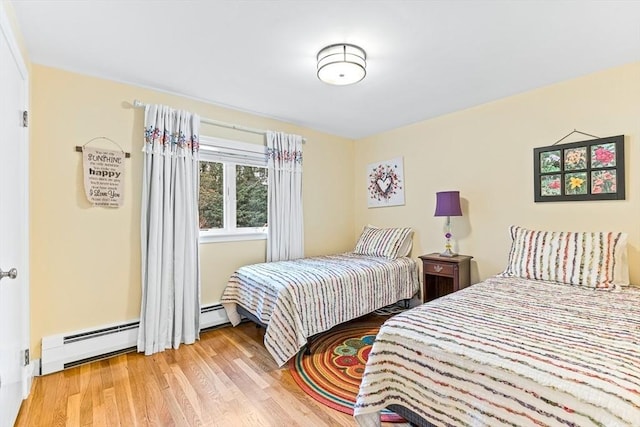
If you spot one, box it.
[534,135,624,202]
[367,157,405,208]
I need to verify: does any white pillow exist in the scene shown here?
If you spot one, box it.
[397,231,413,257]
[366,224,414,257]
[354,225,414,259]
[500,225,629,289]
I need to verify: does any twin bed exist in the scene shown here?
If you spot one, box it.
[221,225,640,426]
[355,226,640,426]
[221,226,419,367]
[354,275,640,426]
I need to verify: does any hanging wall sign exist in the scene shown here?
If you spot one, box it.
[82,146,125,207]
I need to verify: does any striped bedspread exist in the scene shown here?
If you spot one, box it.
[354,276,640,427]
[221,253,419,367]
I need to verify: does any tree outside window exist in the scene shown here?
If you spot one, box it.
[199,160,267,232]
[199,161,223,229]
[235,165,267,228]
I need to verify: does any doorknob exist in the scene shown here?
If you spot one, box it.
[0,267,17,280]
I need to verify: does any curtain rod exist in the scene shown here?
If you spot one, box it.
[132,100,306,143]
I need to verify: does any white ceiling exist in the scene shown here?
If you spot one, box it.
[11,0,640,139]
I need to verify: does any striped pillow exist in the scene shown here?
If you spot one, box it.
[500,226,629,289]
[354,226,413,259]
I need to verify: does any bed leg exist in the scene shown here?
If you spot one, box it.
[305,337,312,355]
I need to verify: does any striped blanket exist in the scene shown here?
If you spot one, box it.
[354,276,640,426]
[221,253,419,367]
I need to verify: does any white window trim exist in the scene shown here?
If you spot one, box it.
[199,136,268,243]
[199,228,267,243]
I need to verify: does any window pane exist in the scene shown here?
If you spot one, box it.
[236,165,267,228]
[199,161,223,229]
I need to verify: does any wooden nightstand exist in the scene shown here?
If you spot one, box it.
[418,253,473,303]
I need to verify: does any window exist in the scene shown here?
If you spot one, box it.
[199,136,268,242]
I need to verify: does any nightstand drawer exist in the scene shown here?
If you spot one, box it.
[424,261,454,276]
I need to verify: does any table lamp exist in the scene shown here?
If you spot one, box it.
[434,191,462,257]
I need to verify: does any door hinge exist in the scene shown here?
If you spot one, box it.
[22,110,28,128]
[24,348,30,366]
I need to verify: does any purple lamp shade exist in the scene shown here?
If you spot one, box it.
[434,191,462,217]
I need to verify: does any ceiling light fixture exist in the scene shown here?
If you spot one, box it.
[317,43,366,86]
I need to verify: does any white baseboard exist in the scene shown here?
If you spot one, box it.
[40,303,229,375]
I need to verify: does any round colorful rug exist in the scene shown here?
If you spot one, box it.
[288,322,404,423]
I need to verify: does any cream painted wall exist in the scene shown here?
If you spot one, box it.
[355,62,640,286]
[28,60,639,359]
[29,65,355,357]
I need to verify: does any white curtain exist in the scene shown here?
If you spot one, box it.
[266,131,304,262]
[138,104,201,355]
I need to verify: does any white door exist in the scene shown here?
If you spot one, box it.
[0,6,30,427]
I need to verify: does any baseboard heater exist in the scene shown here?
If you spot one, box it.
[40,303,230,375]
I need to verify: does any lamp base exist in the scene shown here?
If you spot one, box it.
[439,248,458,257]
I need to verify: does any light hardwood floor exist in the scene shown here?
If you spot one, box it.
[16,316,408,427]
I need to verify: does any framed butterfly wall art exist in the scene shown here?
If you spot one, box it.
[367,157,405,208]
